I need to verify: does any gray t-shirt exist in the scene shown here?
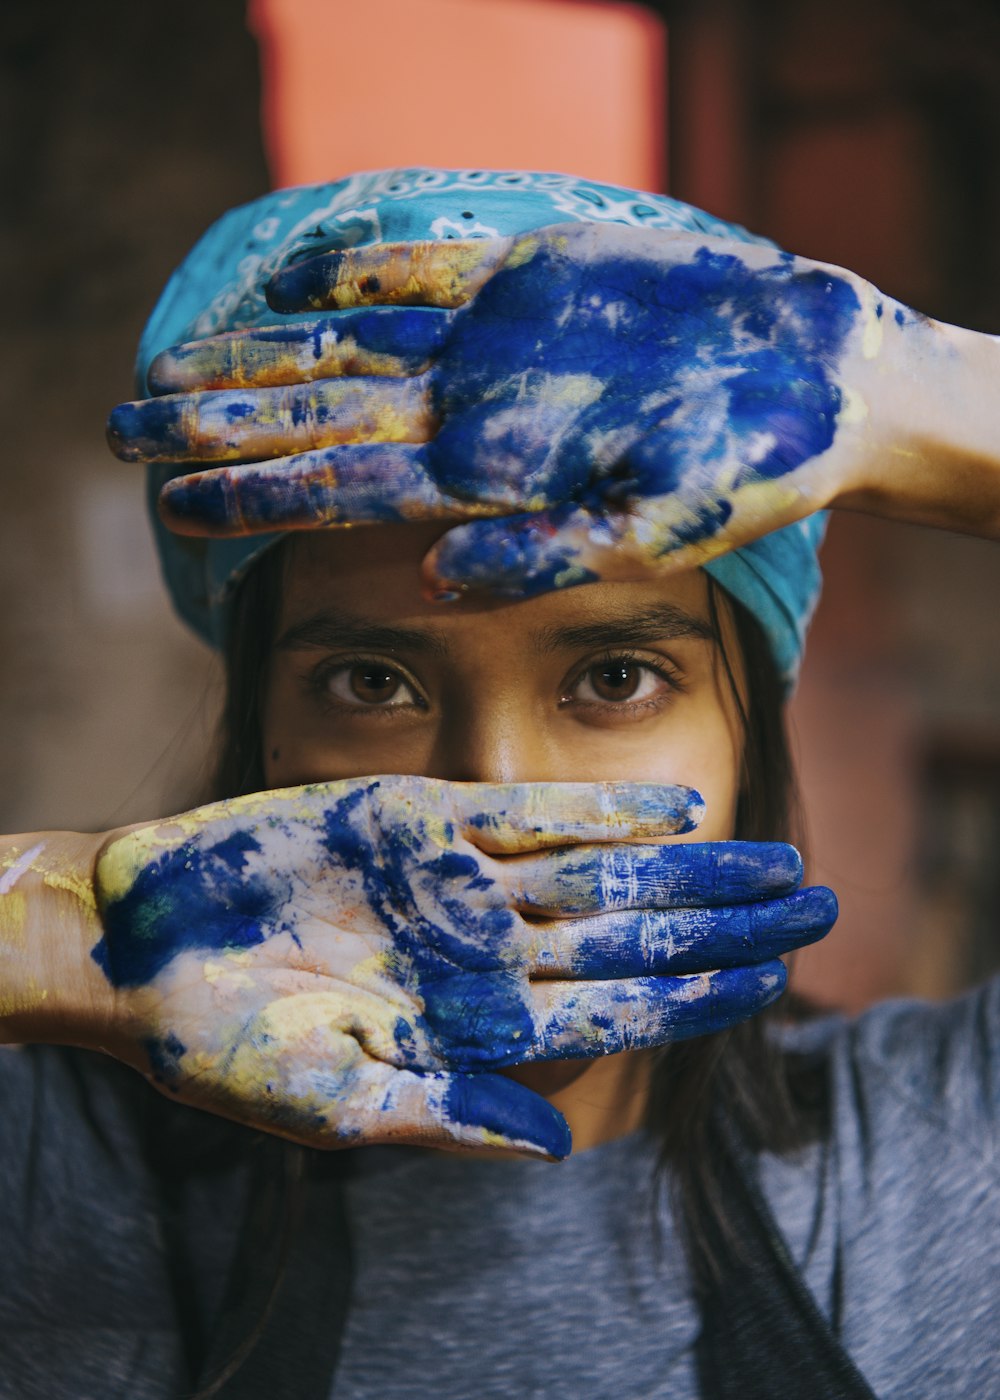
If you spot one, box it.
[0,978,997,1398]
[333,981,1000,1399]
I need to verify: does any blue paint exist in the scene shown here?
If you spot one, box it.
[143,1030,187,1086]
[564,886,837,977]
[414,244,859,595]
[521,840,804,916]
[146,308,449,393]
[256,240,860,519]
[152,239,859,606]
[107,397,192,462]
[163,442,451,531]
[423,245,857,511]
[624,961,787,1043]
[92,829,291,986]
[313,788,537,1062]
[94,780,812,1073]
[445,1074,571,1158]
[110,381,373,465]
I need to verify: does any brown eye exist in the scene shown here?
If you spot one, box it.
[317,660,419,709]
[567,657,675,711]
[348,664,403,703]
[588,661,642,702]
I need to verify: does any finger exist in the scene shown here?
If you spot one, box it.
[107,375,433,465]
[266,237,515,312]
[147,309,451,392]
[157,443,477,537]
[424,503,636,601]
[522,886,837,977]
[423,498,735,602]
[424,1070,571,1158]
[507,842,803,915]
[317,1061,571,1158]
[454,782,705,855]
[425,476,815,603]
[183,1033,571,1158]
[526,961,787,1060]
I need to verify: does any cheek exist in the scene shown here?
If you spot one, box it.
[262,670,438,788]
[571,679,742,840]
[262,672,337,788]
[624,710,741,842]
[543,698,742,841]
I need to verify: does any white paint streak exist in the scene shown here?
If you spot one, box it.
[0,844,44,896]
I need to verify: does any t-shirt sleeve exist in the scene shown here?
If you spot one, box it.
[792,976,1000,1398]
[838,973,1000,1164]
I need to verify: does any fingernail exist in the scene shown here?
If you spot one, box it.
[107,399,184,461]
[267,253,339,312]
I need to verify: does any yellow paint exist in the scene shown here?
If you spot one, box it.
[41,868,98,918]
[203,958,255,990]
[0,892,27,947]
[366,398,421,443]
[0,978,48,1019]
[505,234,541,273]
[93,839,147,906]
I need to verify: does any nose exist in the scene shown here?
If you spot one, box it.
[426,695,558,784]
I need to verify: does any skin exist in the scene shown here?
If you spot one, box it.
[110,226,1000,601]
[263,523,757,1150]
[1,770,823,1156]
[1,220,996,1161]
[0,619,827,1158]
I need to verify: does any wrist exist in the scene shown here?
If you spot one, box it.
[0,830,118,1050]
[832,309,1000,537]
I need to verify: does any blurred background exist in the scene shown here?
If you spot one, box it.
[2,0,999,1011]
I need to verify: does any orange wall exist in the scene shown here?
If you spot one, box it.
[249,0,665,191]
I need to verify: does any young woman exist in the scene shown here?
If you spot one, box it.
[2,170,998,1398]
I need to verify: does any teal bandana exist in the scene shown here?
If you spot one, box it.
[137,168,826,683]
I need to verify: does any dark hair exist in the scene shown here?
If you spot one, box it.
[210,540,821,1307]
[648,578,824,1284]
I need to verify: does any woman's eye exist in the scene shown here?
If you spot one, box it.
[571,661,667,706]
[322,663,417,708]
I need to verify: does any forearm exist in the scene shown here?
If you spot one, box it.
[835,314,1000,539]
[0,831,116,1049]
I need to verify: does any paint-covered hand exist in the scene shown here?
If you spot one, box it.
[90,776,832,1157]
[110,224,903,596]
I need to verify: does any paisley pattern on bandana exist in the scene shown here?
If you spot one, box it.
[146,169,770,351]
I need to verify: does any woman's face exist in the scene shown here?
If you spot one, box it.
[262,526,744,842]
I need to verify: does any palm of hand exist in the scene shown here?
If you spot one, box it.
[93,779,565,1150]
[95,774,796,1154]
[93,779,549,1098]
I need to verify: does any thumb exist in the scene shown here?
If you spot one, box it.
[424,503,620,601]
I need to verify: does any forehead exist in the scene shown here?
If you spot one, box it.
[277,526,716,638]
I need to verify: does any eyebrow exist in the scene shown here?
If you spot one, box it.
[275,609,450,656]
[534,604,718,652]
[275,601,716,657]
